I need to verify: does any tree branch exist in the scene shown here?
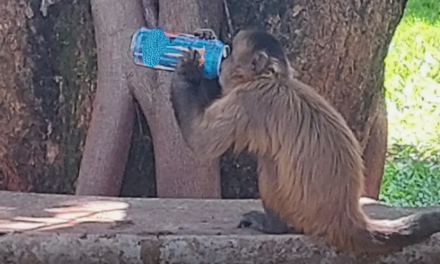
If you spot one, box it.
[75,0,148,196]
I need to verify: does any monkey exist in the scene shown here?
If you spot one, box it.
[169,29,440,255]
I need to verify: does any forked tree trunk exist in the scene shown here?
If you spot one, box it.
[75,0,223,198]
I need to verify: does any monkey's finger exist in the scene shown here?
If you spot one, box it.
[193,28,217,40]
[237,218,263,231]
[194,51,202,64]
[187,47,200,60]
[184,48,202,68]
[182,48,193,60]
[176,50,194,68]
[193,30,203,38]
[237,220,251,228]
[237,210,266,229]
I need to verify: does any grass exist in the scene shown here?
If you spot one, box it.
[379,0,440,206]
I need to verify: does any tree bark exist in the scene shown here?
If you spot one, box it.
[0,0,96,193]
[0,0,156,197]
[145,0,224,198]
[76,0,224,198]
[219,0,407,199]
[74,0,139,196]
[362,96,388,198]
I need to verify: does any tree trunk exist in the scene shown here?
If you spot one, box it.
[148,0,224,198]
[362,96,388,198]
[220,0,407,199]
[76,0,224,198]
[0,0,156,197]
[74,0,138,196]
[0,0,96,193]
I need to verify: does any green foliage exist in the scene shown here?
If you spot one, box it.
[381,144,440,206]
[380,0,440,206]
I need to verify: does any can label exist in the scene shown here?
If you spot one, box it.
[131,27,229,79]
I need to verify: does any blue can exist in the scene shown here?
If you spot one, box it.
[131,27,230,79]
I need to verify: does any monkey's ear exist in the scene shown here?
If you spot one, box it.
[251,52,270,75]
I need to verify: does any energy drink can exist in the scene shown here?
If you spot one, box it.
[131,27,230,79]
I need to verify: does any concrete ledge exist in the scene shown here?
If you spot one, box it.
[0,191,439,264]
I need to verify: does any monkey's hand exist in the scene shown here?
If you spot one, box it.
[175,48,203,86]
[170,48,209,138]
[238,210,291,234]
[193,28,217,40]
[172,47,221,112]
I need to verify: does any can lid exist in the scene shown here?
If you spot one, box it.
[215,45,230,77]
[222,45,231,58]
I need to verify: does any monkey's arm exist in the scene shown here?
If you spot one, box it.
[170,49,245,161]
[173,91,244,161]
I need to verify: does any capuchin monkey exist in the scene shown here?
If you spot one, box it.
[169,29,440,255]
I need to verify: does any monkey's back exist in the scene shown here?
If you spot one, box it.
[237,78,367,234]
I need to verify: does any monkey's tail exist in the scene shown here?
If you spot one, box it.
[331,210,440,254]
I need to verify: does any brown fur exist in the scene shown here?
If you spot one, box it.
[171,29,440,255]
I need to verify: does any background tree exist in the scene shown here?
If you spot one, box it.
[0,0,407,200]
[0,0,95,193]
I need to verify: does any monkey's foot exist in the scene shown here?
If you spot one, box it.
[176,48,203,84]
[193,28,217,40]
[237,210,290,234]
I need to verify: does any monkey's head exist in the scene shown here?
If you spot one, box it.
[219,29,291,91]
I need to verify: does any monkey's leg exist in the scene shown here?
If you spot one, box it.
[238,158,295,234]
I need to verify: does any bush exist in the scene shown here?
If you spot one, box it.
[380,0,440,206]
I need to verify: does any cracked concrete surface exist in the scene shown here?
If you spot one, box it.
[0,191,439,264]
